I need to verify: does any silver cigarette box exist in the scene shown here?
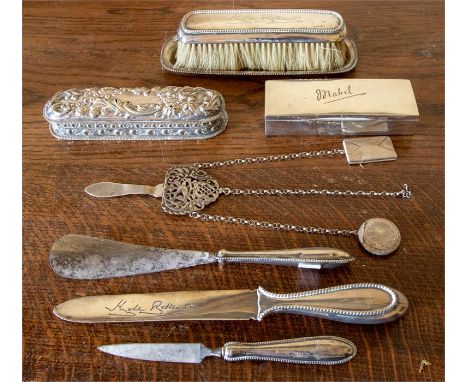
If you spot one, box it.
[265,79,419,136]
[44,86,228,140]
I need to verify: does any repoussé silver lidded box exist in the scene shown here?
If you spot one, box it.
[43,86,228,140]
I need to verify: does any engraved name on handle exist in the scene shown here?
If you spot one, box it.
[217,248,354,269]
[85,182,164,198]
[222,336,356,364]
[257,284,407,324]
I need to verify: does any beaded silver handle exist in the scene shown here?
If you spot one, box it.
[222,336,357,365]
[257,283,409,324]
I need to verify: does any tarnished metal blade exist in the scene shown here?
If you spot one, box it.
[49,234,215,279]
[98,343,213,363]
[53,289,259,323]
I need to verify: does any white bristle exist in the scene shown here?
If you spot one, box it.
[174,41,347,72]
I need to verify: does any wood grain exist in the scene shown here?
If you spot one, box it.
[23,1,444,380]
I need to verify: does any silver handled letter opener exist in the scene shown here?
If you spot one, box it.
[49,234,354,279]
[98,336,357,365]
[53,283,408,325]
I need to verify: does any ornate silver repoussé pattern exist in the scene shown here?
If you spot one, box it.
[43,86,228,140]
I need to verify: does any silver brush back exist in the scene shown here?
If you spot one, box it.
[161,9,358,75]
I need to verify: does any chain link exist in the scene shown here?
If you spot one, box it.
[187,149,411,238]
[220,184,412,199]
[189,212,358,236]
[192,148,345,169]
[191,149,412,200]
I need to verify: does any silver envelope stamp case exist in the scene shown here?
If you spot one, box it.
[43,86,228,140]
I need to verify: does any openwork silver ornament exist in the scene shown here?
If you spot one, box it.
[161,166,220,215]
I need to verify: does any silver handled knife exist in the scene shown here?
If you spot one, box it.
[49,234,354,279]
[98,336,357,365]
[53,283,408,324]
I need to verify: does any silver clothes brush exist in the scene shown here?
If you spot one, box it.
[161,9,358,75]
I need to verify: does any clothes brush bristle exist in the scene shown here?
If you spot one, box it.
[174,41,347,72]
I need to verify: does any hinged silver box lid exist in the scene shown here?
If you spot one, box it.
[43,86,228,140]
[265,79,419,136]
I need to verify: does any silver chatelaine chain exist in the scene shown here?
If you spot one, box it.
[189,212,360,237]
[85,139,411,256]
[189,148,411,238]
[192,148,345,169]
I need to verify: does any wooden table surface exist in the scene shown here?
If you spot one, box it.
[23,1,444,380]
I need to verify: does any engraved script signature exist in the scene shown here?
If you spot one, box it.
[228,14,303,24]
[105,299,195,317]
[316,85,367,104]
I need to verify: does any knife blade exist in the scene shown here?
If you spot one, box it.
[98,336,357,365]
[49,234,354,279]
[53,283,408,324]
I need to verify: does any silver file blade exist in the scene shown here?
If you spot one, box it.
[49,234,215,279]
[98,343,213,363]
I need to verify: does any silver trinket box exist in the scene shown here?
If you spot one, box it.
[265,79,419,136]
[43,86,228,140]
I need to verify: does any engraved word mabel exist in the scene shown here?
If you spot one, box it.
[105,299,194,316]
[315,85,367,104]
[316,85,352,102]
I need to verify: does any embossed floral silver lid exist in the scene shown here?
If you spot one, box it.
[43,86,228,140]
